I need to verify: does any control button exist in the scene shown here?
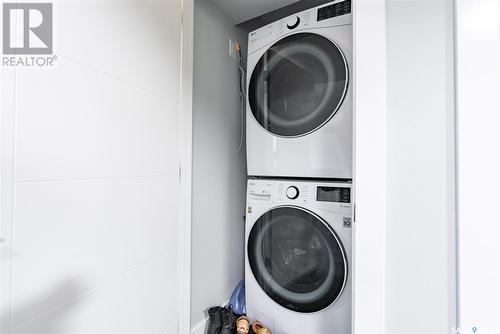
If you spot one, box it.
[287,16,300,29]
[286,186,299,199]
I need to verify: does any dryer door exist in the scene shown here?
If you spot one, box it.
[247,206,347,313]
[249,33,348,137]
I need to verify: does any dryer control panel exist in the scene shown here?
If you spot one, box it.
[317,0,351,22]
[247,0,352,54]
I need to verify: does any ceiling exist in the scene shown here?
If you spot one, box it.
[210,0,299,25]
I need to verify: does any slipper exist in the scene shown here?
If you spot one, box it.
[251,320,272,334]
[236,316,250,334]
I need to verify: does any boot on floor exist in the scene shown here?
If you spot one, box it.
[207,306,223,334]
[220,306,236,334]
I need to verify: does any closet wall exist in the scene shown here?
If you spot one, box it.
[191,0,248,331]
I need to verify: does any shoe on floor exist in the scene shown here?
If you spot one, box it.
[236,315,250,334]
[251,320,272,334]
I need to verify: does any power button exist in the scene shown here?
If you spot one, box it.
[286,186,299,199]
[287,16,300,30]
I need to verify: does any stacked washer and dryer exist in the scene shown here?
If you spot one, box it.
[244,1,353,333]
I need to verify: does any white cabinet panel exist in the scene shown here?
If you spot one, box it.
[12,255,177,333]
[15,57,179,181]
[1,1,183,332]
[54,0,181,102]
[10,177,178,328]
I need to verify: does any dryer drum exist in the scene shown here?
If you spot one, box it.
[247,206,347,313]
[249,33,348,137]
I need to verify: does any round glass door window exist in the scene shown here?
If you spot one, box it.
[247,206,347,313]
[249,33,348,137]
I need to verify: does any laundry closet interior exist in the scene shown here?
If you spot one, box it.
[0,0,488,332]
[191,1,354,333]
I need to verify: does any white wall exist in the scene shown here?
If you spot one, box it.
[0,1,183,332]
[385,1,457,332]
[191,0,247,331]
[456,1,500,333]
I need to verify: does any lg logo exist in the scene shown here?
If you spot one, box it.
[2,3,53,55]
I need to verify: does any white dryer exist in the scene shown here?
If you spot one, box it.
[246,0,352,179]
[245,178,352,334]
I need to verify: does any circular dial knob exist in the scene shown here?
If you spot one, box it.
[286,16,300,30]
[286,186,299,199]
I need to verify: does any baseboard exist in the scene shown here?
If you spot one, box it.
[191,317,207,334]
[190,299,230,334]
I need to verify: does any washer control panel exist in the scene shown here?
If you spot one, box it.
[247,179,352,212]
[247,180,273,202]
[277,183,310,204]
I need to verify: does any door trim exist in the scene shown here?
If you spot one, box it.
[352,0,387,332]
[178,0,194,332]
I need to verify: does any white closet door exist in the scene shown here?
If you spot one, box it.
[0,1,184,332]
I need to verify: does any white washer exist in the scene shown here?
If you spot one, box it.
[245,178,352,334]
[246,0,352,179]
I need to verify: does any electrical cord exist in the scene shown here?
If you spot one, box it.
[235,42,246,153]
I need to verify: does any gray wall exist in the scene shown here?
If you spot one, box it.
[191,0,248,330]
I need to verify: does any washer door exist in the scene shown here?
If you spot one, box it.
[248,206,347,313]
[249,33,348,137]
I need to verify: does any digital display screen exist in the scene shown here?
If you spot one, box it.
[317,186,350,203]
[317,0,351,22]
